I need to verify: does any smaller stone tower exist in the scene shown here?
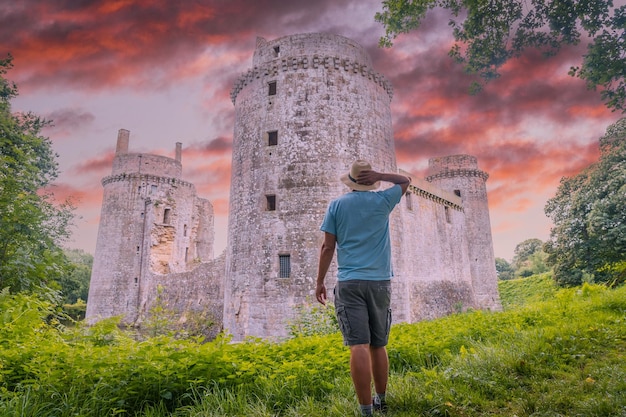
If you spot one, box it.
[86,129,214,324]
[426,155,502,311]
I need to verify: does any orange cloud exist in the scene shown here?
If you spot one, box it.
[70,152,115,176]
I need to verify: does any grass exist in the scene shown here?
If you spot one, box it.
[0,276,625,416]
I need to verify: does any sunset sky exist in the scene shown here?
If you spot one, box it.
[2,0,624,261]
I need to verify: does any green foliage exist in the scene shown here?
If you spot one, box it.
[498,273,557,309]
[0,55,75,294]
[62,299,86,322]
[58,249,92,304]
[497,239,549,280]
[511,238,543,269]
[288,300,339,338]
[375,0,626,111]
[138,285,218,341]
[545,118,626,287]
[495,257,514,280]
[0,282,625,416]
[570,4,626,112]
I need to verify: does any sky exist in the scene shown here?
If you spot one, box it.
[2,0,624,261]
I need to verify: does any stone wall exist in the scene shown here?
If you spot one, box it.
[224,33,501,341]
[225,33,398,340]
[86,33,501,341]
[145,253,225,340]
[86,131,216,325]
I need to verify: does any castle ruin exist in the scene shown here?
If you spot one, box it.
[86,33,501,340]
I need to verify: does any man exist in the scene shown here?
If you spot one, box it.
[316,160,410,416]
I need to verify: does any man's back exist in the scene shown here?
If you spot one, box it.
[321,186,402,280]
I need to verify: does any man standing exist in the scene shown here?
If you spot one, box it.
[316,160,410,416]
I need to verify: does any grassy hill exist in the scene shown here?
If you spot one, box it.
[0,277,624,416]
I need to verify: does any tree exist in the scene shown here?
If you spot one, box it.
[495,257,515,280]
[511,238,549,277]
[544,117,626,287]
[375,0,626,111]
[0,55,75,293]
[58,249,93,304]
[511,238,544,269]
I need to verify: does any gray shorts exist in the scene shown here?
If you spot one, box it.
[334,279,392,347]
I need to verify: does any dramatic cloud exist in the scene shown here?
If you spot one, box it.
[3,0,622,258]
[42,108,95,138]
[70,152,115,176]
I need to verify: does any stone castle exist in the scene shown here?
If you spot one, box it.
[86,33,501,340]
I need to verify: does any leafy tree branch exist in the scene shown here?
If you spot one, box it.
[376,0,626,111]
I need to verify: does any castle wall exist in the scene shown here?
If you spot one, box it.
[392,178,475,322]
[225,33,398,340]
[86,131,216,324]
[86,33,501,341]
[145,253,225,340]
[86,173,146,321]
[426,155,502,311]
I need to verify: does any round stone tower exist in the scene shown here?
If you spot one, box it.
[86,129,212,324]
[224,33,397,340]
[425,155,502,311]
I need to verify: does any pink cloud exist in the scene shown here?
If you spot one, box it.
[70,152,115,176]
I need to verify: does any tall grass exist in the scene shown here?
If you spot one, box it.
[1,278,624,416]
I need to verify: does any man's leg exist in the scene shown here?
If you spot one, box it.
[350,343,373,405]
[370,345,388,395]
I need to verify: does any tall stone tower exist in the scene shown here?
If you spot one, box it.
[86,129,214,324]
[426,155,501,311]
[224,33,397,340]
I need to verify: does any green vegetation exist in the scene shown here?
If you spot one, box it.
[496,238,550,281]
[497,273,557,310]
[1,277,624,416]
[545,118,626,288]
[0,55,75,296]
[375,0,626,111]
[59,249,92,304]
[498,119,625,287]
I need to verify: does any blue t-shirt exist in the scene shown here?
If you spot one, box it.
[320,185,403,281]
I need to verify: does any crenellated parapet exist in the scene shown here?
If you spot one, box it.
[410,185,463,211]
[102,172,195,189]
[230,55,393,104]
[405,174,464,211]
[425,168,489,182]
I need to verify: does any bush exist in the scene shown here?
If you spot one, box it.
[287,300,339,338]
[1,283,625,416]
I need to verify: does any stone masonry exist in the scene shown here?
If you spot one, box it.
[86,33,501,340]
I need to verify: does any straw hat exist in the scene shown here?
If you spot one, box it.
[340,160,380,191]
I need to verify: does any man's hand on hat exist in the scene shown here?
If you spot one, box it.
[356,169,381,186]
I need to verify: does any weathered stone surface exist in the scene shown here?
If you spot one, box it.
[86,130,218,325]
[224,33,501,341]
[86,33,501,341]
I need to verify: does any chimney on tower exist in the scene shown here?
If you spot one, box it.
[175,142,182,163]
[116,129,130,155]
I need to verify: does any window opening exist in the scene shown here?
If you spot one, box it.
[454,189,461,197]
[268,130,278,146]
[273,46,280,57]
[185,247,189,263]
[163,208,171,224]
[150,184,157,195]
[279,254,291,278]
[136,245,140,254]
[184,224,188,236]
[266,195,276,211]
[444,206,451,223]
[268,81,277,96]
